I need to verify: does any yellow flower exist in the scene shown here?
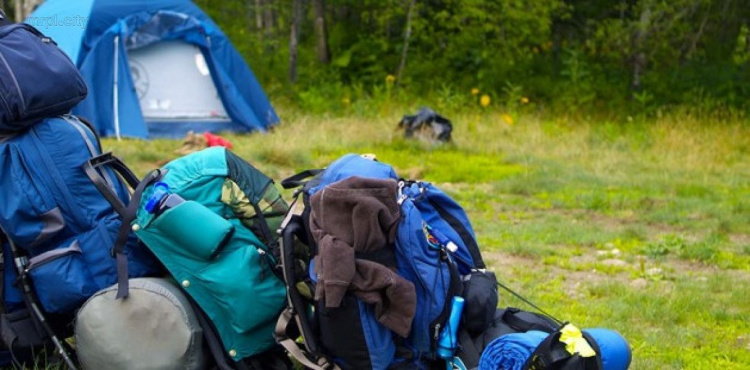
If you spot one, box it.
[533,47,539,54]
[520,97,530,104]
[385,75,396,85]
[471,88,480,95]
[342,97,351,105]
[501,113,514,125]
[480,94,491,107]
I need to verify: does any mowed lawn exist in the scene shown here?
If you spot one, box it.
[105,109,750,369]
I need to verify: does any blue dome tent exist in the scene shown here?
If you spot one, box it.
[28,0,279,139]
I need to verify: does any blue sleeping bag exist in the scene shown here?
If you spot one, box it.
[478,331,547,370]
[478,328,631,370]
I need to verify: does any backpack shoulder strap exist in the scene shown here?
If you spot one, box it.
[83,152,140,216]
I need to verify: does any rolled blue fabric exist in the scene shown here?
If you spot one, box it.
[478,331,548,370]
[584,329,631,370]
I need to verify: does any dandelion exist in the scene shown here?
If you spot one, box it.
[342,97,351,106]
[501,113,514,125]
[520,97,529,104]
[471,88,480,96]
[480,94,491,107]
[385,74,396,85]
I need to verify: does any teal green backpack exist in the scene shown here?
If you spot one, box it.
[92,147,289,363]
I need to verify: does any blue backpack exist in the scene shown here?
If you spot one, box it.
[275,154,496,370]
[0,116,160,364]
[0,23,87,134]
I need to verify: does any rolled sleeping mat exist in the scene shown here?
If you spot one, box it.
[75,278,208,370]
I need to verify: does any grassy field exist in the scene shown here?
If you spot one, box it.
[104,109,750,369]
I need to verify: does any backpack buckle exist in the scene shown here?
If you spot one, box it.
[397,180,409,205]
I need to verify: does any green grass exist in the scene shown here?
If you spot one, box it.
[103,108,750,369]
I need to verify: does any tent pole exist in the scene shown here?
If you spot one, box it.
[113,36,121,141]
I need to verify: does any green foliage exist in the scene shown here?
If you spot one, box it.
[194,0,750,115]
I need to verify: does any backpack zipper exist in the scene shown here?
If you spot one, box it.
[428,249,459,355]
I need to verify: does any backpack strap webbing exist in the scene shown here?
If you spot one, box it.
[501,308,560,334]
[274,215,338,370]
[83,152,161,299]
[83,152,140,217]
[522,327,602,370]
[274,308,340,370]
[280,169,323,189]
[110,169,161,299]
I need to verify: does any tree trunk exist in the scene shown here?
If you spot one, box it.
[312,0,330,64]
[396,0,416,85]
[263,0,274,53]
[254,0,263,30]
[22,0,40,18]
[681,2,711,64]
[289,0,302,84]
[14,0,22,22]
[630,2,652,93]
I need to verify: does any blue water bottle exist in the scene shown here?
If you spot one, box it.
[437,296,465,359]
[144,182,184,217]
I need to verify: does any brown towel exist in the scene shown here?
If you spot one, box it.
[310,176,416,337]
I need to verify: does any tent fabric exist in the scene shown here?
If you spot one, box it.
[27,0,279,139]
[24,0,95,63]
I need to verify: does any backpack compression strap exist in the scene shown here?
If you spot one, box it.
[523,324,602,370]
[274,211,339,370]
[111,169,161,299]
[274,308,340,370]
[280,169,323,190]
[83,152,160,299]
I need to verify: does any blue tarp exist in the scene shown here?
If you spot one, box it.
[27,0,279,139]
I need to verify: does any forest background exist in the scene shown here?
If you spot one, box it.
[8,0,750,118]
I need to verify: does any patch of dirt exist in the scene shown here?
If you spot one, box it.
[481,247,750,300]
[729,233,750,247]
[482,250,620,300]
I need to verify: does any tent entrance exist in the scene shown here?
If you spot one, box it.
[127,41,229,122]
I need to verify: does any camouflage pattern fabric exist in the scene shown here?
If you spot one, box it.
[221,178,288,242]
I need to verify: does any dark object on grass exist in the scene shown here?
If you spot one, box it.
[398,107,453,142]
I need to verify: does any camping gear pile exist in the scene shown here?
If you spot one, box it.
[0,8,631,370]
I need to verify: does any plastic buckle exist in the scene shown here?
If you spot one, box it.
[397,180,408,205]
[13,256,28,271]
